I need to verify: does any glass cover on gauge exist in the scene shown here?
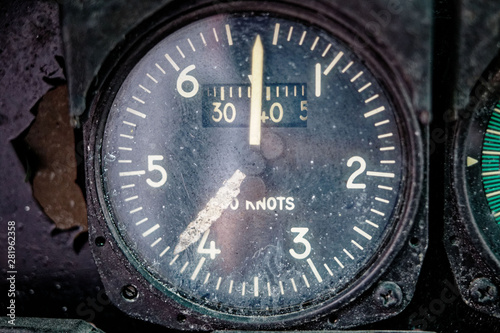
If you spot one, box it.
[97,12,408,316]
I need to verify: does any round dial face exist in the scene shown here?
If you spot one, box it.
[97,12,409,317]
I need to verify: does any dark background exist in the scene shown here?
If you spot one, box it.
[1,0,500,332]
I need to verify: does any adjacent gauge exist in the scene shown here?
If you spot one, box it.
[85,2,425,329]
[454,97,500,269]
[447,85,500,317]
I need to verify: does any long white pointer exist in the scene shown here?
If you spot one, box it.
[249,35,264,146]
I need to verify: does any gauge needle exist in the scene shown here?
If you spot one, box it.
[249,35,264,146]
[173,169,246,255]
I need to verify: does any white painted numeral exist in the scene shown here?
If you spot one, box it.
[146,155,167,188]
[289,227,311,260]
[300,100,308,121]
[270,102,284,123]
[212,102,236,123]
[177,65,199,98]
[346,156,366,189]
[197,230,221,259]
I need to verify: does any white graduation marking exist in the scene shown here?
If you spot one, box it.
[143,224,160,237]
[273,23,280,45]
[241,282,246,296]
[334,257,344,268]
[488,129,500,136]
[176,46,185,58]
[118,160,132,164]
[352,240,364,250]
[375,119,390,127]
[381,160,396,164]
[324,263,333,276]
[213,28,219,42]
[160,246,170,257]
[228,280,234,294]
[216,277,222,290]
[287,26,293,41]
[276,86,279,97]
[139,84,151,93]
[364,106,385,118]
[324,52,344,75]
[297,280,312,292]
[365,220,379,228]
[151,238,162,247]
[254,277,259,297]
[200,32,207,46]
[375,197,390,204]
[315,63,322,97]
[126,107,146,118]
[188,38,196,52]
[279,281,285,295]
[290,278,297,292]
[354,226,372,240]
[380,146,395,151]
[129,207,142,214]
[229,86,233,98]
[310,36,319,50]
[322,43,332,57]
[203,273,210,284]
[378,133,393,139]
[343,249,354,260]
[133,96,145,104]
[155,63,165,74]
[136,218,148,226]
[487,190,500,198]
[124,195,138,202]
[122,121,136,127]
[191,257,206,281]
[342,61,353,73]
[147,73,158,83]
[307,258,323,282]
[366,171,395,178]
[483,171,500,176]
[225,24,233,45]
[118,147,132,151]
[165,54,180,71]
[378,185,393,191]
[358,82,371,92]
[180,261,189,273]
[119,133,132,139]
[169,254,179,265]
[266,86,271,101]
[221,86,225,101]
[267,282,272,296]
[483,151,500,156]
[119,170,145,177]
[371,208,385,216]
[121,184,135,189]
[350,71,363,82]
[365,94,379,103]
[299,31,307,45]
